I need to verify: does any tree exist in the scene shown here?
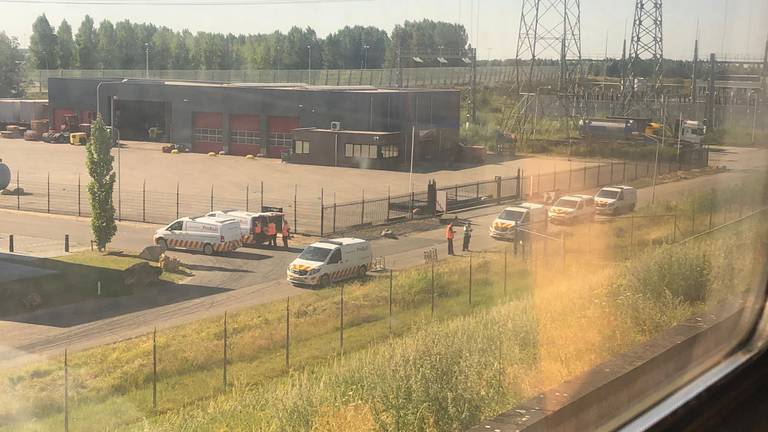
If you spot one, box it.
[57,20,76,69]
[97,20,118,68]
[115,20,141,68]
[86,114,117,251]
[76,15,98,69]
[170,31,192,69]
[0,32,25,98]
[29,14,58,69]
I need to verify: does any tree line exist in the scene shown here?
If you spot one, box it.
[27,15,469,71]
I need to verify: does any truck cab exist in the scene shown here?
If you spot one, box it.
[680,120,707,145]
[490,203,547,240]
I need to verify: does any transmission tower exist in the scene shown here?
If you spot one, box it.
[622,0,664,115]
[514,0,583,114]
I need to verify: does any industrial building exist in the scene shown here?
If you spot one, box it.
[47,78,460,169]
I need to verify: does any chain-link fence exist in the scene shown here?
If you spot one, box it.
[25,65,561,93]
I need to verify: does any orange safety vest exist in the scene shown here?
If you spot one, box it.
[446,225,455,240]
[267,223,277,236]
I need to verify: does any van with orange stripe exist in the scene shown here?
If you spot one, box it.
[287,238,372,288]
[154,216,243,255]
[205,210,286,246]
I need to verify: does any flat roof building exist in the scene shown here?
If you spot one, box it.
[47,78,460,169]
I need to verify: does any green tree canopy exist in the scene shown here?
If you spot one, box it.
[97,20,118,69]
[0,32,25,97]
[57,20,76,69]
[75,15,98,68]
[29,14,58,69]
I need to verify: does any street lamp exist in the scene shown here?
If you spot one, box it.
[307,44,312,85]
[96,79,128,120]
[361,44,370,70]
[144,43,150,78]
[532,86,552,140]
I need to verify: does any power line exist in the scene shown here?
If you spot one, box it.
[0,0,369,5]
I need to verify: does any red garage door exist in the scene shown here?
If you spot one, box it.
[192,112,224,154]
[267,116,299,158]
[229,114,261,156]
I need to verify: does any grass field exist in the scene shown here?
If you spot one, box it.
[1,183,766,431]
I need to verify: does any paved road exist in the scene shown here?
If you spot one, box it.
[0,146,764,366]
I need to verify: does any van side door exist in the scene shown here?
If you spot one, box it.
[326,247,344,282]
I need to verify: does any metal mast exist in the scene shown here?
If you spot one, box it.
[622,0,664,115]
[514,0,582,113]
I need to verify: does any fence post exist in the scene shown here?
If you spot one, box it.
[16,171,20,210]
[333,193,337,234]
[320,188,325,237]
[410,192,415,220]
[504,247,508,299]
[339,284,344,354]
[246,184,249,212]
[623,161,627,182]
[388,269,393,335]
[9,234,14,252]
[583,163,587,187]
[223,311,228,392]
[285,297,290,370]
[476,181,480,200]
[294,184,298,233]
[152,327,157,411]
[431,261,435,318]
[709,207,713,230]
[630,215,635,255]
[47,173,50,213]
[210,186,214,212]
[64,349,69,432]
[672,214,678,243]
[496,176,502,204]
[142,180,146,222]
[361,189,365,226]
[468,253,473,306]
[386,186,391,221]
[77,175,81,217]
[175,182,179,219]
[261,181,264,210]
[610,162,614,183]
[64,234,69,253]
[596,164,601,186]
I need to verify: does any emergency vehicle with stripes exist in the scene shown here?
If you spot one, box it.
[287,238,372,287]
[154,216,242,255]
[490,203,547,240]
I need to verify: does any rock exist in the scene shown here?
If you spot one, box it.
[22,292,43,310]
[124,262,161,291]
[139,245,166,262]
[159,253,182,273]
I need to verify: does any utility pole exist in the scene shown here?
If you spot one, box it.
[706,53,717,129]
[471,46,477,124]
[691,36,699,104]
[144,43,150,79]
[361,44,370,70]
[307,44,312,85]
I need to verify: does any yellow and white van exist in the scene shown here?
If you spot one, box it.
[287,238,372,288]
[490,203,547,240]
[548,194,596,225]
[153,216,243,255]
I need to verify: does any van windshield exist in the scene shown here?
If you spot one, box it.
[597,189,620,199]
[554,198,579,209]
[499,209,526,222]
[299,246,332,263]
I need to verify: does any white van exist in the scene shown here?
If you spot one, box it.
[490,203,547,240]
[595,186,637,215]
[287,238,372,288]
[548,194,595,225]
[153,216,243,255]
[206,210,286,245]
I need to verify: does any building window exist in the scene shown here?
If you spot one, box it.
[231,130,262,145]
[193,128,223,143]
[381,145,399,158]
[269,132,292,147]
[294,140,310,154]
[345,143,399,159]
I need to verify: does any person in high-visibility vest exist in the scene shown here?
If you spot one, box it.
[282,222,291,249]
[462,222,473,252]
[446,222,455,256]
[267,222,277,247]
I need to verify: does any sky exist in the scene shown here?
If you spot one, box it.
[2,0,767,61]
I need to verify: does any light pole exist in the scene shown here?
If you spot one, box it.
[96,79,128,121]
[751,91,760,146]
[361,44,370,70]
[307,44,312,85]
[649,96,667,205]
[113,95,122,221]
[144,43,150,78]
[532,86,551,140]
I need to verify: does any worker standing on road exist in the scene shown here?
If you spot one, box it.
[282,222,291,249]
[446,222,455,256]
[267,221,277,247]
[462,222,473,252]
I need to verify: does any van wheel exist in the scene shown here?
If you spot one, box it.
[357,265,368,279]
[156,238,168,250]
[319,275,331,288]
[203,244,214,256]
